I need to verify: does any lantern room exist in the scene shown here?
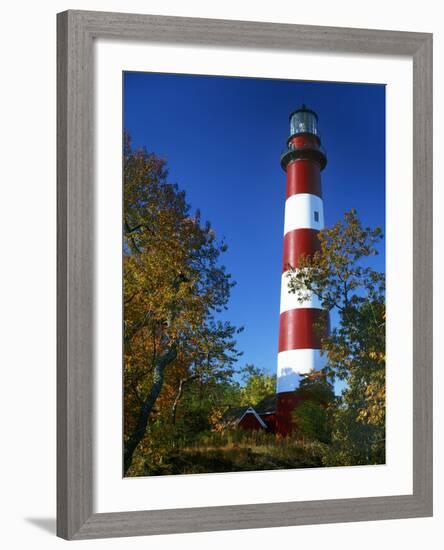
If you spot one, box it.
[289,105,319,137]
[281,105,327,171]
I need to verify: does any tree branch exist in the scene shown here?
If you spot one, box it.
[124,344,177,474]
[171,374,199,425]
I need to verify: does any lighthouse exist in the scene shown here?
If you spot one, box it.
[276,106,329,435]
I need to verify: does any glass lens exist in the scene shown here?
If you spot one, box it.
[290,111,317,135]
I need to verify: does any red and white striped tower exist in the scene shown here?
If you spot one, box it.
[276,106,329,436]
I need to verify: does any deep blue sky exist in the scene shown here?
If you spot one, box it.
[123,72,385,380]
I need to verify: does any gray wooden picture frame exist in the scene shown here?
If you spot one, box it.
[57,9,433,540]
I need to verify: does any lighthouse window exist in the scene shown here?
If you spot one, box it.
[290,110,318,136]
[314,211,319,222]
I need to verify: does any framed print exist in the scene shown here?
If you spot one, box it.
[57,10,433,539]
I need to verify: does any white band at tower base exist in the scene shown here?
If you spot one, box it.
[276,349,327,393]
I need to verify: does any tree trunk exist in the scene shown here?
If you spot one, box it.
[171,375,198,425]
[123,345,177,474]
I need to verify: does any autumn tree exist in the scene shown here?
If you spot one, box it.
[292,370,335,444]
[239,364,276,407]
[287,209,385,465]
[123,133,241,474]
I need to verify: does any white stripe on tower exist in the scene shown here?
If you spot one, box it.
[277,349,326,392]
[283,193,324,234]
[279,271,322,313]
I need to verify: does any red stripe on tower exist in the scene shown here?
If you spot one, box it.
[278,308,329,351]
[276,105,329,436]
[282,228,321,271]
[286,158,322,198]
